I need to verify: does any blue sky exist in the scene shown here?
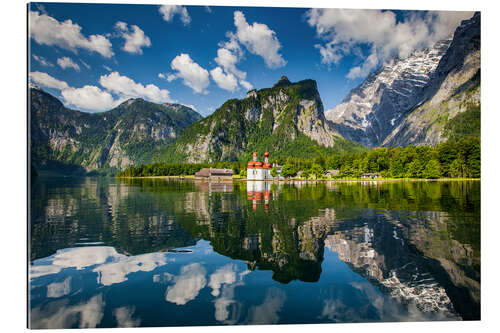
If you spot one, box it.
[28,3,473,116]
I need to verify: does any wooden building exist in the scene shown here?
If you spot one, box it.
[194,168,234,180]
[362,172,379,178]
[325,170,340,178]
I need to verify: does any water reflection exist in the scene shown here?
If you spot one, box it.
[30,294,105,329]
[29,177,480,327]
[247,181,272,211]
[165,263,207,305]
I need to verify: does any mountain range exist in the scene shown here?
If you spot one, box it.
[29,12,480,174]
[30,87,201,174]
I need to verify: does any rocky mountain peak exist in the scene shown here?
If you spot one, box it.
[122,98,138,107]
[382,12,480,147]
[325,33,455,147]
[273,75,292,88]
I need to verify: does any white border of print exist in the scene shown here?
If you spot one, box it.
[2,0,498,333]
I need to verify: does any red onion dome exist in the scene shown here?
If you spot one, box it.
[264,152,269,158]
[255,161,263,168]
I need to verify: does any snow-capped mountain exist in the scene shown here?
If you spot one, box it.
[382,12,480,147]
[325,39,452,147]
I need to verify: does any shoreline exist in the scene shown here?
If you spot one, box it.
[115,175,480,182]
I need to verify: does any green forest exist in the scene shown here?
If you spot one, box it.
[117,137,480,179]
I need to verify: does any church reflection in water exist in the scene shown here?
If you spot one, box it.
[247,181,273,211]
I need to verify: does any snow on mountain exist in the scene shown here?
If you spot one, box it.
[325,39,452,147]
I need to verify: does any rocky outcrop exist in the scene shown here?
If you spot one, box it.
[166,76,349,163]
[325,12,480,148]
[326,39,452,147]
[383,12,480,147]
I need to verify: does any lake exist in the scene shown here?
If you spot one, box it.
[29,177,480,328]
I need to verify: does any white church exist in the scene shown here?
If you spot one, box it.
[246,152,273,180]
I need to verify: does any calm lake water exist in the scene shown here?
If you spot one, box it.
[29,177,480,328]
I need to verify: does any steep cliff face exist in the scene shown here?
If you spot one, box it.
[30,87,202,173]
[383,12,480,147]
[325,39,452,147]
[326,12,480,148]
[160,76,363,163]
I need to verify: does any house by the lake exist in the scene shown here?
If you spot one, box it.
[194,168,233,180]
[362,172,379,178]
[325,170,340,178]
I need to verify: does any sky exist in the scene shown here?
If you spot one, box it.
[28,2,474,116]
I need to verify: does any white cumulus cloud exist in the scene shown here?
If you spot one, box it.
[29,71,69,90]
[29,71,173,112]
[233,11,286,69]
[30,71,118,111]
[169,53,210,94]
[215,46,246,80]
[99,71,173,103]
[61,85,118,111]
[210,67,238,92]
[158,5,191,25]
[240,80,253,91]
[29,10,113,58]
[115,21,151,54]
[306,9,474,79]
[346,49,379,79]
[211,25,255,91]
[57,56,80,71]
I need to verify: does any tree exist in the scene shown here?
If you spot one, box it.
[310,164,324,179]
[404,160,423,178]
[438,141,457,177]
[390,158,405,178]
[281,163,297,178]
[449,158,466,178]
[270,167,278,178]
[239,169,247,177]
[422,159,442,179]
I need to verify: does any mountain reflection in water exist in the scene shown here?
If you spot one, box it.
[29,177,480,328]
